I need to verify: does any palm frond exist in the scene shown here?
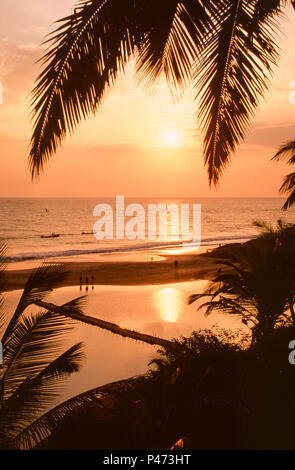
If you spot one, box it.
[0,243,7,334]
[29,0,288,183]
[2,310,77,401]
[2,343,84,439]
[272,140,295,164]
[59,295,87,315]
[135,0,211,97]
[246,0,286,37]
[272,140,295,209]
[0,243,6,292]
[13,376,142,449]
[2,264,68,345]
[279,173,295,210]
[252,219,275,233]
[29,0,141,178]
[196,0,282,185]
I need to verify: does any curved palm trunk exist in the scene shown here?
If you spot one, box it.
[34,300,177,351]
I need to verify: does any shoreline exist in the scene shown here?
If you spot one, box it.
[2,251,226,292]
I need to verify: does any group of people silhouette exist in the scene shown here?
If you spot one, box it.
[79,275,95,291]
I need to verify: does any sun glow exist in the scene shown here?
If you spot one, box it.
[154,287,182,323]
[162,130,182,147]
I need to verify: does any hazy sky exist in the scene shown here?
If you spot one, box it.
[1,1,295,197]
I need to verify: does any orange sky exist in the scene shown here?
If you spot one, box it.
[1,1,295,197]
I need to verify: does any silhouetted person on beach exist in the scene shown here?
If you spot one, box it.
[85,276,89,292]
[91,275,94,290]
[174,260,178,279]
[79,275,83,291]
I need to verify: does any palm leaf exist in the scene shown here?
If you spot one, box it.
[272,140,295,209]
[29,0,287,184]
[196,0,282,184]
[1,343,84,440]
[0,243,7,334]
[2,309,79,401]
[29,0,141,178]
[1,264,68,345]
[12,376,143,449]
[1,296,86,401]
[135,0,211,96]
[272,140,295,164]
[278,173,295,210]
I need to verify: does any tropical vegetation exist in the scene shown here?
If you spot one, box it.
[189,220,295,347]
[0,257,85,450]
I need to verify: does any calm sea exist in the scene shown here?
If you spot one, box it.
[0,197,294,262]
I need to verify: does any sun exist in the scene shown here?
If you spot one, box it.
[163,130,181,147]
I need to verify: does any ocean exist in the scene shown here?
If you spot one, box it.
[0,197,294,262]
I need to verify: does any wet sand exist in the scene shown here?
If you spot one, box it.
[2,252,225,292]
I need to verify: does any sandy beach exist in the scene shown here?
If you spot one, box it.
[2,251,225,292]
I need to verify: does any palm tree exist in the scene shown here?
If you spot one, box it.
[0,245,178,450]
[0,258,85,449]
[189,220,295,347]
[272,140,295,210]
[29,0,291,184]
[12,329,247,450]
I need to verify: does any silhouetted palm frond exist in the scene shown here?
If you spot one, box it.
[135,0,212,96]
[196,0,282,184]
[29,0,215,177]
[2,264,68,345]
[29,0,286,184]
[2,343,84,440]
[2,310,77,401]
[273,140,295,164]
[12,376,143,449]
[29,0,143,178]
[252,219,275,233]
[272,140,295,209]
[0,244,7,333]
[0,256,86,449]
[279,173,295,210]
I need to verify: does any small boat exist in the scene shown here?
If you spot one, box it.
[81,231,93,235]
[41,233,60,239]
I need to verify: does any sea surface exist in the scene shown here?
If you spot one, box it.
[0,197,294,262]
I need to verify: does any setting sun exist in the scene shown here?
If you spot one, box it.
[163,130,181,147]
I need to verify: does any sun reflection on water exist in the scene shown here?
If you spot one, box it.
[154,287,182,323]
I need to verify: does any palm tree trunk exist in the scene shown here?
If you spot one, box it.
[34,300,177,351]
